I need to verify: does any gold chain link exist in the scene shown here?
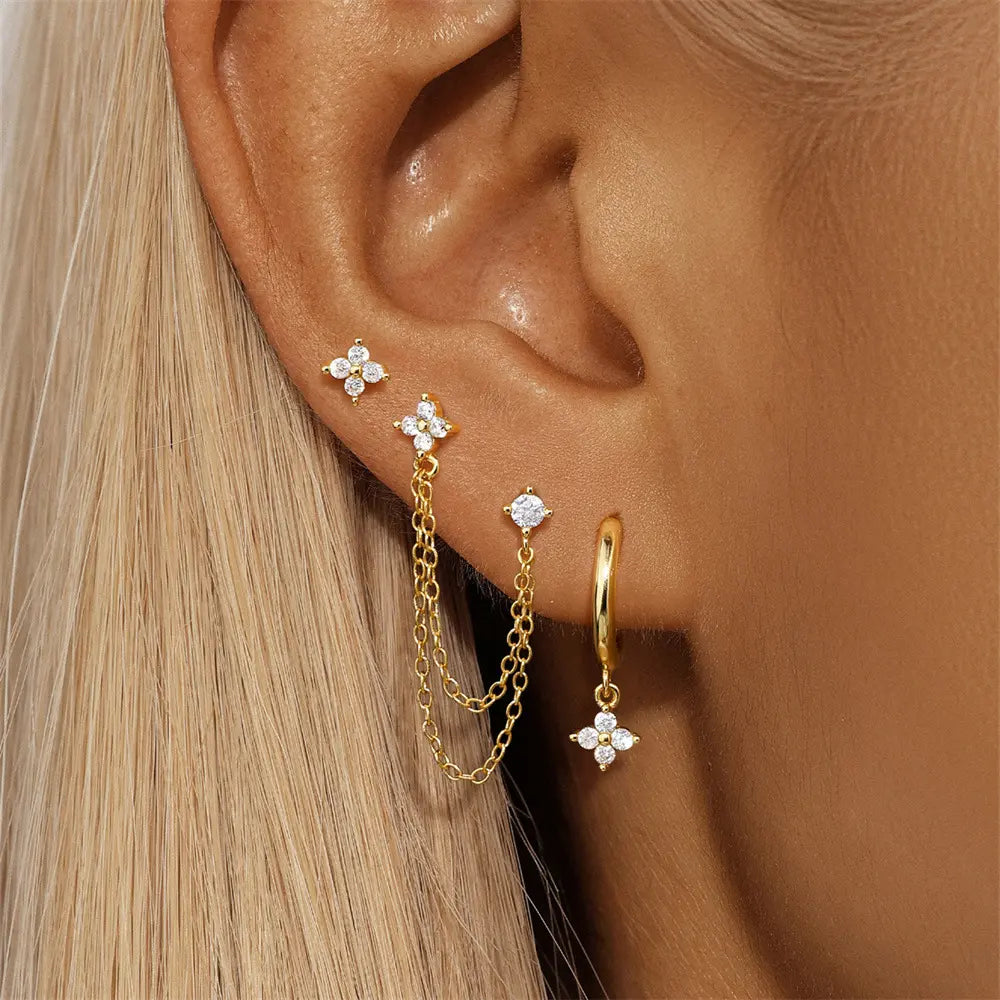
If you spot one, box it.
[409,452,535,784]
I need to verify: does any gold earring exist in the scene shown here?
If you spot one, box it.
[322,337,390,405]
[397,394,551,785]
[570,516,640,770]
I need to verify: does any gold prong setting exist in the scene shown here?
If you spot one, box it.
[506,486,553,531]
[322,337,389,404]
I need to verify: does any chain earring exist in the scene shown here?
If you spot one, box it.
[570,515,641,770]
[397,394,551,785]
[322,337,390,404]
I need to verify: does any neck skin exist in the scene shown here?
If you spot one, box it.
[527,624,782,998]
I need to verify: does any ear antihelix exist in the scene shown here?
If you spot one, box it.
[396,395,550,785]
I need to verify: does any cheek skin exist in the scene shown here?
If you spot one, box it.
[679,88,998,996]
[554,9,996,992]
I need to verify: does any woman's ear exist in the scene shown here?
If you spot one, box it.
[163,0,691,628]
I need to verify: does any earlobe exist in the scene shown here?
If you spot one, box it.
[164,0,693,630]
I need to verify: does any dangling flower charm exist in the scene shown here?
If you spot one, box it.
[394,394,457,453]
[322,337,389,404]
[570,710,639,771]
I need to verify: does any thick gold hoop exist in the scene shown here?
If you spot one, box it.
[592,515,622,685]
[570,514,641,772]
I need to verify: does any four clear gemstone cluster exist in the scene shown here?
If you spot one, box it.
[571,710,639,770]
[323,338,388,404]
[394,395,453,452]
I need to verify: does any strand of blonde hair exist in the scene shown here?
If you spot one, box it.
[0,3,544,996]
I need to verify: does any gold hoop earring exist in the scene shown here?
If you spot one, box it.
[570,515,641,771]
[396,394,552,785]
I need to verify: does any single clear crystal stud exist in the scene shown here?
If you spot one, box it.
[510,493,546,529]
[504,487,553,531]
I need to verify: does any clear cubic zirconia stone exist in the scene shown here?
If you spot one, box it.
[509,493,546,529]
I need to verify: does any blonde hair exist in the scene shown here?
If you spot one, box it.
[0,2,544,996]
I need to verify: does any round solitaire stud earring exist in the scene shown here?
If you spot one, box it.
[504,486,553,531]
[570,515,640,771]
[322,337,389,405]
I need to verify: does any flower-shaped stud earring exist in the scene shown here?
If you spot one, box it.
[571,710,639,771]
[322,338,389,405]
[394,394,457,453]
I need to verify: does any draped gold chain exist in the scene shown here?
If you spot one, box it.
[409,452,536,784]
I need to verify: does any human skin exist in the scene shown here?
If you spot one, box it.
[165,1,998,995]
